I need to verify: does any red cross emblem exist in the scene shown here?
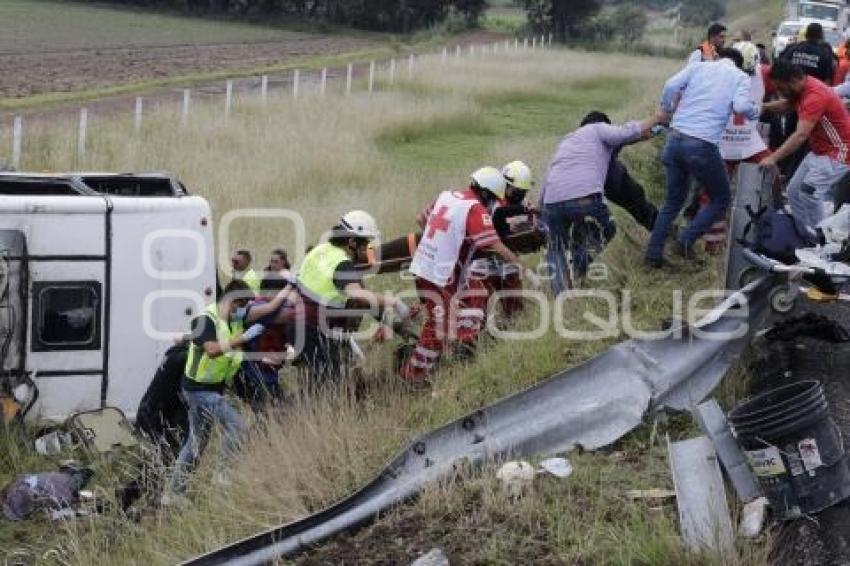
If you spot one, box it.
[426,205,451,238]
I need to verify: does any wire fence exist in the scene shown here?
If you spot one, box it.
[2,34,554,171]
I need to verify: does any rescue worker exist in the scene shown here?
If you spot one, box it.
[780,23,836,84]
[231,250,261,294]
[468,161,538,320]
[294,210,410,384]
[401,167,537,383]
[163,279,295,504]
[687,23,727,65]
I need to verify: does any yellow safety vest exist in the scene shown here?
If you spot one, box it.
[235,268,261,293]
[184,304,244,385]
[296,242,350,308]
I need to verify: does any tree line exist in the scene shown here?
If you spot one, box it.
[74,0,487,32]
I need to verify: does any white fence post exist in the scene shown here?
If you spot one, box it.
[493,42,498,54]
[320,68,328,96]
[505,39,510,51]
[368,60,375,92]
[514,38,519,50]
[469,44,475,56]
[181,89,191,127]
[407,54,414,78]
[442,47,447,64]
[134,97,143,132]
[225,80,233,119]
[548,33,553,46]
[293,69,300,99]
[455,45,461,58]
[523,37,529,49]
[260,75,268,103]
[532,36,536,49]
[346,63,353,95]
[77,108,87,162]
[11,116,22,170]
[389,58,396,85]
[540,35,545,48]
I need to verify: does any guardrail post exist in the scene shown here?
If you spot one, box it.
[320,68,327,96]
[368,60,375,92]
[260,75,268,103]
[293,69,300,99]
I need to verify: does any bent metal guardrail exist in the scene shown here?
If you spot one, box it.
[184,273,771,565]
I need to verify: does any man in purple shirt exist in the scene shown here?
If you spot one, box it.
[540,110,661,293]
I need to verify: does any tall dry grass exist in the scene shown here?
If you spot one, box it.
[0,48,770,564]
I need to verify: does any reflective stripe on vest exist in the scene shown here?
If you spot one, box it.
[184,303,244,384]
[296,242,350,308]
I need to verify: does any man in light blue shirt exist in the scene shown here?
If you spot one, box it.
[646,47,761,268]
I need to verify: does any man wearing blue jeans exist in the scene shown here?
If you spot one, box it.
[646,47,760,268]
[163,278,294,505]
[540,111,662,294]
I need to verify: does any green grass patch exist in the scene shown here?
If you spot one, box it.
[376,77,634,172]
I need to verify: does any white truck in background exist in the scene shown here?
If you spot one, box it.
[0,172,216,422]
[787,0,849,31]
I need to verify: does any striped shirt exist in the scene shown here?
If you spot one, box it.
[799,76,850,163]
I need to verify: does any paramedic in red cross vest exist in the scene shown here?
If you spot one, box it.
[467,160,541,320]
[761,60,850,235]
[401,167,536,383]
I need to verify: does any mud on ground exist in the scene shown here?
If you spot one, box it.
[0,36,377,99]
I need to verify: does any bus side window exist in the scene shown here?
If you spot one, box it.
[32,281,102,352]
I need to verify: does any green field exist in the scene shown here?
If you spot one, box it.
[0,44,771,564]
[0,0,311,53]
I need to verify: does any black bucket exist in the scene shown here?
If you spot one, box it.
[729,380,850,519]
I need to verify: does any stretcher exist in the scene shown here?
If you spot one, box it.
[739,248,850,313]
[355,229,546,274]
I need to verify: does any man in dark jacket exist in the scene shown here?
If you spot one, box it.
[780,23,835,84]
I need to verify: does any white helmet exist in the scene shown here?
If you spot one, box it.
[733,41,760,75]
[501,160,533,191]
[470,166,507,199]
[338,210,379,240]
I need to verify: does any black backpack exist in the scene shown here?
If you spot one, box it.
[740,204,816,264]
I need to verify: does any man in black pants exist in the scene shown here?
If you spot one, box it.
[579,112,658,231]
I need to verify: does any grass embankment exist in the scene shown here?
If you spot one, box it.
[1,48,768,563]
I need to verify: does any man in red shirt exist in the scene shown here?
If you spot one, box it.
[762,60,850,234]
[401,167,534,383]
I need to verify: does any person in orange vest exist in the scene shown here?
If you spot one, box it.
[401,167,537,383]
[687,23,727,65]
[834,39,850,86]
